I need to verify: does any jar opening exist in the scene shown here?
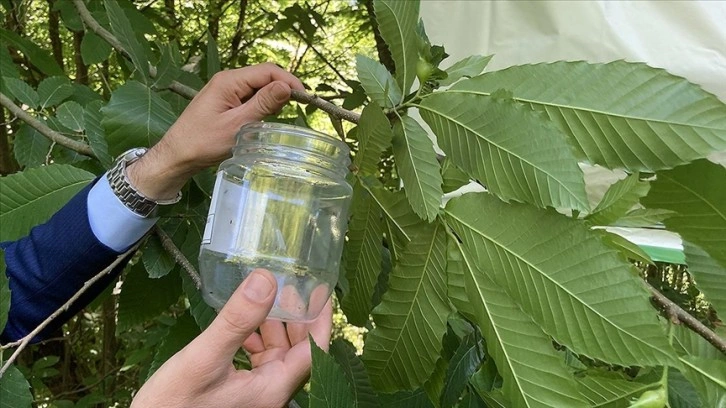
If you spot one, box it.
[234,122,350,167]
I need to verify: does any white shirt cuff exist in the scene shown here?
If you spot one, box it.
[87,174,157,252]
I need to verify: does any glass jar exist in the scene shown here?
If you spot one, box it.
[199,122,352,322]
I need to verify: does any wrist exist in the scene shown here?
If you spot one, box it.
[125,146,191,201]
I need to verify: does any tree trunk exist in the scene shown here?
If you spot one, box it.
[0,108,19,175]
[47,0,64,69]
[228,0,248,63]
[207,0,220,40]
[164,0,178,40]
[73,31,88,84]
[101,296,118,398]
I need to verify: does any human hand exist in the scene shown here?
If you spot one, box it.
[127,63,305,200]
[130,269,333,408]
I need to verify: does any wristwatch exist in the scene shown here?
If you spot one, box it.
[107,148,182,217]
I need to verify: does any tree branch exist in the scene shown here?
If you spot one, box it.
[72,0,361,126]
[0,242,140,377]
[290,90,360,125]
[153,225,202,289]
[0,92,95,157]
[646,282,726,355]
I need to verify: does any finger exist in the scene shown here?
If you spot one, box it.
[255,298,333,386]
[187,269,277,364]
[230,81,292,124]
[260,319,290,350]
[288,285,332,344]
[208,63,304,102]
[242,332,265,354]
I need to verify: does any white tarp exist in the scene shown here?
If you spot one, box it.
[420,0,726,262]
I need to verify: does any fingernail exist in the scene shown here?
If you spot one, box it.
[243,271,274,303]
[271,82,289,102]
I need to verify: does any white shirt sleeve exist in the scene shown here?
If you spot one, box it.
[87,174,158,252]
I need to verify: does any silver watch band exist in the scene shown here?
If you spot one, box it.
[107,148,182,217]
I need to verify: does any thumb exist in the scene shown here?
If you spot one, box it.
[234,81,291,123]
[191,269,277,362]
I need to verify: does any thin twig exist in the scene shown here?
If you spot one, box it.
[0,242,140,377]
[0,93,94,157]
[646,282,726,355]
[154,225,201,289]
[291,90,360,124]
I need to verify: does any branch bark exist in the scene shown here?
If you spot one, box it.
[290,90,360,125]
[647,282,726,355]
[0,93,95,157]
[153,225,202,289]
[0,243,140,377]
[363,0,395,74]
[47,0,64,69]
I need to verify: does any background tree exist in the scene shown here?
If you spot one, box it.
[1,1,726,407]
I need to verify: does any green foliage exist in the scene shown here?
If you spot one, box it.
[310,340,356,408]
[2,0,726,406]
[0,365,32,408]
[0,164,94,241]
[452,61,726,171]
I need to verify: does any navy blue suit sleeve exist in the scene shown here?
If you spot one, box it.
[1,180,132,343]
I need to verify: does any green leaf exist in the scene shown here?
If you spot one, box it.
[439,55,492,87]
[0,28,63,76]
[363,221,450,391]
[668,370,702,408]
[392,115,443,222]
[586,174,649,226]
[3,78,39,108]
[576,374,655,407]
[0,47,20,80]
[642,159,726,269]
[450,61,726,171]
[80,31,113,65]
[329,339,380,408]
[678,357,726,407]
[84,100,114,168]
[380,389,433,408]
[142,234,176,279]
[357,55,403,108]
[441,334,482,408]
[56,101,85,132]
[358,180,418,253]
[117,263,181,333]
[613,208,675,228]
[0,365,32,408]
[0,164,94,242]
[448,233,587,408]
[205,32,220,80]
[101,81,176,156]
[37,76,73,108]
[355,102,394,175]
[13,124,51,168]
[373,0,420,95]
[423,356,448,407]
[441,158,469,194]
[104,0,149,81]
[418,92,589,212]
[0,249,9,333]
[672,323,724,362]
[341,187,383,326]
[153,43,181,89]
[444,193,676,367]
[446,238,474,319]
[683,241,726,316]
[599,231,654,265]
[309,341,356,408]
[147,312,200,379]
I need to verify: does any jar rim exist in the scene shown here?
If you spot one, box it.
[236,122,350,154]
